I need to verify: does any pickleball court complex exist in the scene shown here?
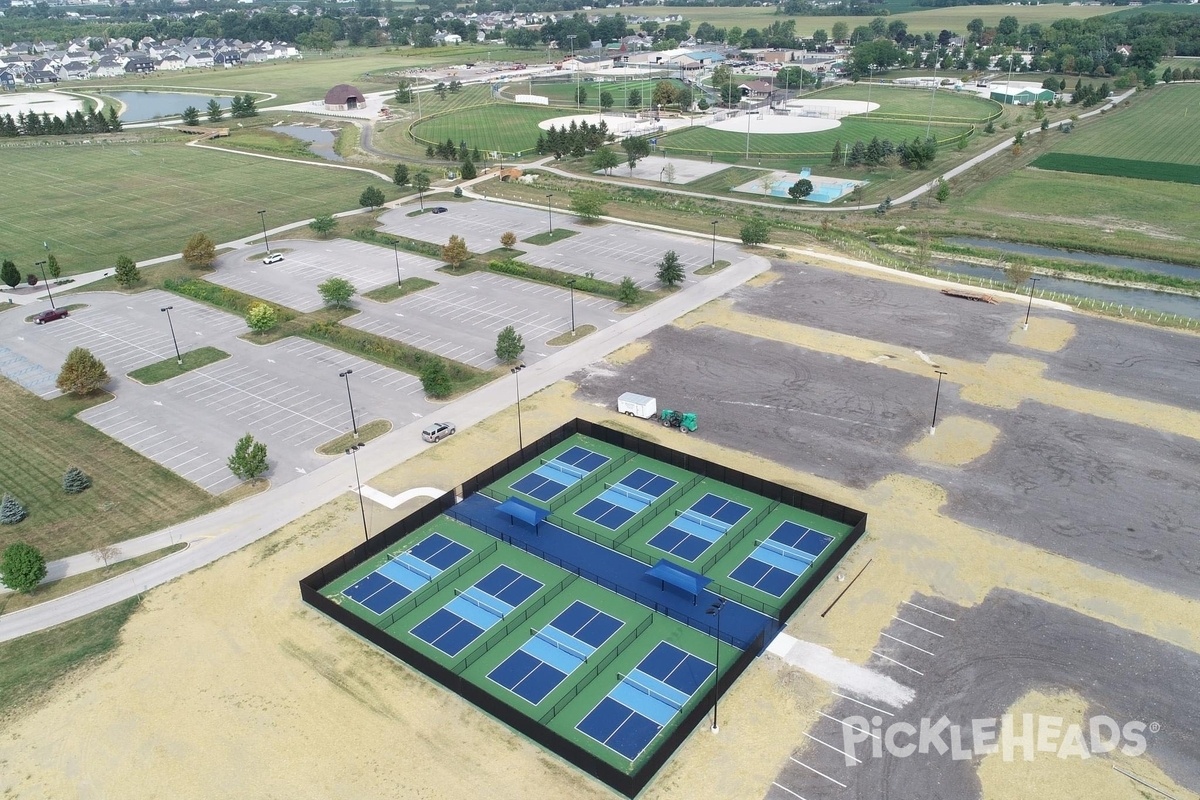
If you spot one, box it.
[301,419,866,796]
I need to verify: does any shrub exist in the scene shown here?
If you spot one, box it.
[227,433,268,481]
[420,358,452,398]
[500,231,517,249]
[27,273,38,286]
[495,325,525,362]
[56,347,109,396]
[0,494,27,525]
[62,466,92,494]
[0,543,45,592]
[246,302,278,333]
[618,276,640,305]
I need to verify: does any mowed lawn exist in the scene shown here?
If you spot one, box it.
[0,140,398,272]
[0,382,221,561]
[814,84,999,123]
[676,3,1118,31]
[509,78,688,107]
[412,103,568,154]
[662,117,971,158]
[1048,83,1200,165]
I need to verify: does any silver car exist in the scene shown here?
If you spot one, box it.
[421,422,456,443]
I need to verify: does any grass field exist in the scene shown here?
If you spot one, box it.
[814,83,1000,123]
[0,137,398,272]
[1043,84,1200,166]
[412,103,567,154]
[1030,153,1200,185]
[502,78,688,108]
[0,381,222,561]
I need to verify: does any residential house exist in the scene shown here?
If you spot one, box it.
[125,55,156,73]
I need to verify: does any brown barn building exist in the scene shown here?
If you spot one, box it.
[324,84,365,111]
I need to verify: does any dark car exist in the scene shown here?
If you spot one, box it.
[431,207,449,214]
[33,308,69,325]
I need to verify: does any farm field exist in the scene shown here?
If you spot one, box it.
[814,84,999,123]
[411,103,566,155]
[1045,83,1200,166]
[0,383,220,562]
[0,138,398,271]
[661,117,971,159]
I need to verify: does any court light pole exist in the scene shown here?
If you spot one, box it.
[926,56,939,138]
[1023,277,1040,330]
[710,220,718,266]
[866,64,876,119]
[339,369,359,438]
[393,241,402,288]
[160,306,182,365]
[257,209,271,255]
[930,369,948,435]
[567,279,576,334]
[545,194,554,235]
[511,363,526,451]
[706,598,727,733]
[36,259,56,310]
[346,442,369,543]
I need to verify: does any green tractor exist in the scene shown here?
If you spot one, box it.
[660,409,698,433]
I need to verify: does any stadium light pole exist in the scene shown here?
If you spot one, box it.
[339,369,359,438]
[160,306,182,365]
[393,241,402,288]
[926,56,938,138]
[545,193,554,235]
[36,259,56,310]
[710,220,718,266]
[706,598,727,733]
[930,369,948,435]
[567,278,576,334]
[257,209,271,255]
[866,64,876,120]
[511,363,526,451]
[346,442,369,543]
[1023,277,1040,330]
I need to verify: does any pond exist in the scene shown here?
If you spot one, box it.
[933,259,1200,320]
[271,124,343,161]
[104,90,233,122]
[944,237,1200,282]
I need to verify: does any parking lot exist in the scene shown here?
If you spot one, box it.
[378,201,548,247]
[208,239,443,312]
[346,271,620,369]
[0,291,431,492]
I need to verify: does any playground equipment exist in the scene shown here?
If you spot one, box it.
[660,409,698,433]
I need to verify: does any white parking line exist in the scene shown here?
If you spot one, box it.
[892,616,944,638]
[803,732,862,764]
[789,756,847,788]
[880,632,936,656]
[771,782,809,800]
[819,711,880,739]
[903,600,957,621]
[831,691,895,717]
[871,651,924,676]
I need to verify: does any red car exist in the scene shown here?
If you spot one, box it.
[33,308,69,325]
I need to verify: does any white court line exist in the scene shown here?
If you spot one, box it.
[892,616,944,638]
[771,782,809,800]
[831,691,894,717]
[903,600,957,621]
[880,632,935,656]
[803,732,862,764]
[789,757,847,788]
[871,651,924,676]
[819,712,879,739]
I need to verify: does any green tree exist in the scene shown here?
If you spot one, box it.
[114,255,140,287]
[593,147,621,176]
[318,277,356,308]
[413,171,431,208]
[182,233,216,270]
[831,21,848,42]
[246,302,278,333]
[420,357,452,398]
[309,214,336,238]
[47,253,60,279]
[0,494,28,526]
[181,106,200,126]
[618,276,640,305]
[571,190,606,221]
[234,93,258,118]
[787,178,814,202]
[495,325,525,362]
[655,250,684,287]
[395,77,413,104]
[622,136,650,175]
[575,84,588,106]
[740,217,771,245]
[0,543,45,592]
[62,466,92,494]
[600,90,614,111]
[1005,261,1033,288]
[56,347,109,395]
[652,80,677,108]
[935,178,950,203]
[628,88,642,109]
[461,157,477,180]
[1,259,19,288]
[1032,99,1045,119]
[500,231,517,249]
[206,99,223,122]
[442,235,469,269]
[393,162,409,186]
[227,433,268,481]
[359,185,386,209]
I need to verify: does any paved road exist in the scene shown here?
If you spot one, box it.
[0,251,769,642]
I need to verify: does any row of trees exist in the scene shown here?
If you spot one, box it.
[0,107,121,138]
[536,120,613,159]
[831,135,939,170]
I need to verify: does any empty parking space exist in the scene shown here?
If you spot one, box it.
[378,202,548,245]
[272,338,425,397]
[208,240,443,312]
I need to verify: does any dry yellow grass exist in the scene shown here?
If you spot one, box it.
[1008,317,1076,353]
[905,415,1000,467]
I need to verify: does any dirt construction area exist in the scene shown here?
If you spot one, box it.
[1,255,1198,800]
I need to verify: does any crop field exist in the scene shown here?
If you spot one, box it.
[501,77,688,108]
[1044,84,1200,166]
[660,117,971,159]
[814,84,999,123]
[1030,153,1200,185]
[674,3,1119,32]
[411,103,567,155]
[0,139,398,271]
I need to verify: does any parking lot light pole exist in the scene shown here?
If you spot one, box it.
[567,279,576,334]
[339,369,359,438]
[545,194,554,235]
[710,220,718,266]
[257,210,271,255]
[1023,277,1040,330]
[706,598,726,733]
[346,442,368,543]
[930,369,948,435]
[36,260,56,309]
[393,241,402,288]
[511,363,526,451]
[160,306,182,365]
